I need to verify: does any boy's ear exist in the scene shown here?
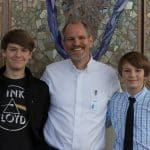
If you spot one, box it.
[118,73,123,82]
[0,50,5,65]
[118,72,122,79]
[1,49,6,58]
[29,51,32,59]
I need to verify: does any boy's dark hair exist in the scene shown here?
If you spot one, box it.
[62,16,92,39]
[1,29,35,51]
[118,51,150,77]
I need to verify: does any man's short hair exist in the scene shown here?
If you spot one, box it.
[62,16,92,39]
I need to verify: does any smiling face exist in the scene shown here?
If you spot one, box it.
[121,62,146,95]
[62,23,93,68]
[2,43,32,74]
[118,51,150,95]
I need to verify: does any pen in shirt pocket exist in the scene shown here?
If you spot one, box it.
[91,89,98,111]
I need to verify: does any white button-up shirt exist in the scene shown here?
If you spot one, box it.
[41,58,120,150]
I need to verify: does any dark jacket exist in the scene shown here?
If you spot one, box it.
[0,66,50,150]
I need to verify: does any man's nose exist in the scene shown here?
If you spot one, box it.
[74,38,80,45]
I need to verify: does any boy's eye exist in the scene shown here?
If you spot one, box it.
[8,47,29,53]
[9,48,17,52]
[136,69,143,72]
[22,49,29,52]
[123,68,143,73]
[123,69,130,72]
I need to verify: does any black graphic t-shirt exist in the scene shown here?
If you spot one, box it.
[0,76,34,150]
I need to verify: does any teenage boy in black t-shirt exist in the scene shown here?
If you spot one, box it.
[0,29,51,150]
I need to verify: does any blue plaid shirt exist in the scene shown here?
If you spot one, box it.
[107,87,150,150]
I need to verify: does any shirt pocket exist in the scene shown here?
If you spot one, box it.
[86,89,109,115]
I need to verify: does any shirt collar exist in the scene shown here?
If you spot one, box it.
[69,56,94,73]
[126,86,148,102]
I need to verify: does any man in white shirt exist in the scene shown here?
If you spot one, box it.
[41,17,120,150]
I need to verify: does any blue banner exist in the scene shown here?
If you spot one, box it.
[46,0,128,60]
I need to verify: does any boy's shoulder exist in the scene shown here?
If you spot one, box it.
[93,59,114,68]
[31,77,49,88]
[46,59,69,70]
[111,91,125,99]
[92,59,117,74]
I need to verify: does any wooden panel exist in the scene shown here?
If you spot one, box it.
[145,0,150,55]
[0,0,11,66]
[0,0,4,66]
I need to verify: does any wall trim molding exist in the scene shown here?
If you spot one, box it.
[0,0,11,66]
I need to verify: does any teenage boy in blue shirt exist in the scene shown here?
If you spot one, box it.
[107,51,150,150]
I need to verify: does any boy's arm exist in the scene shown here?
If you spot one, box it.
[106,100,112,128]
